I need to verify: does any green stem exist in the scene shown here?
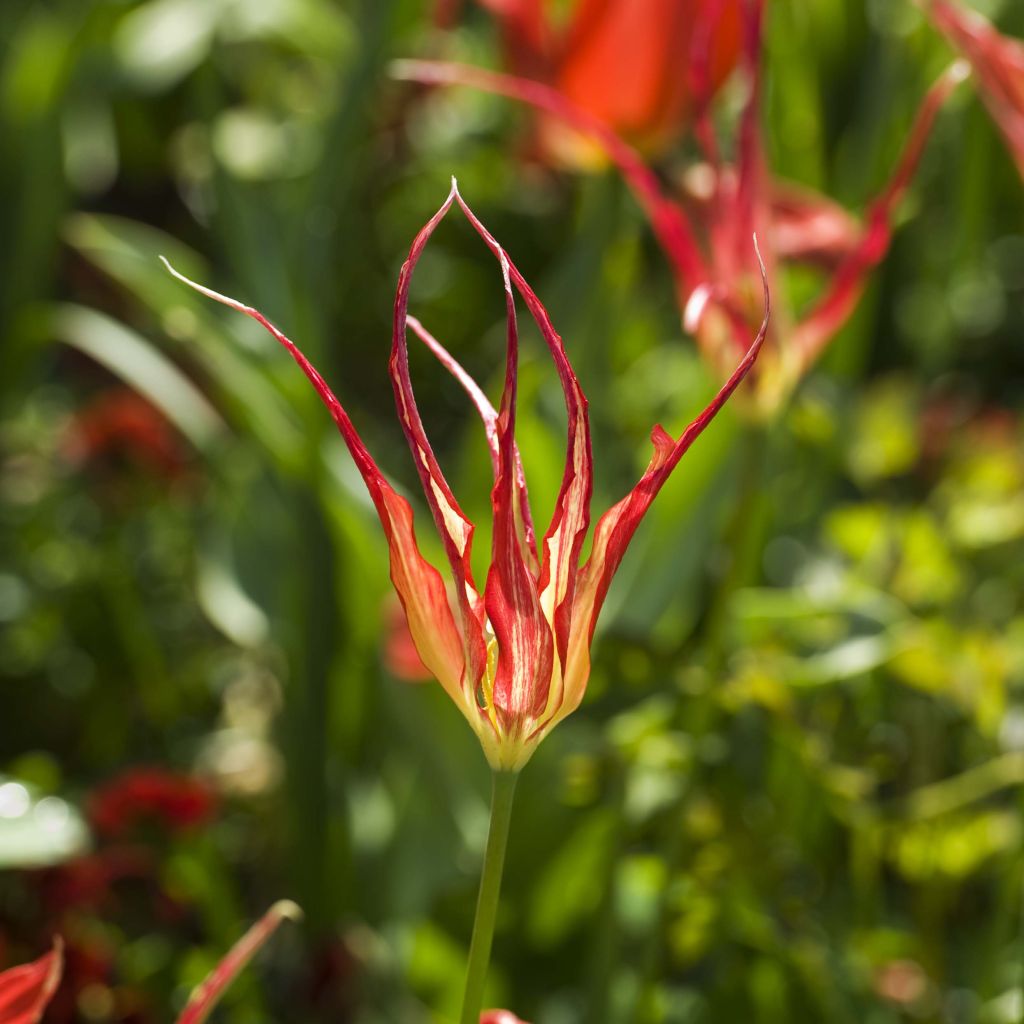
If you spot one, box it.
[460,771,518,1024]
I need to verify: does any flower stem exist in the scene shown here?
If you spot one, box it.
[460,770,518,1024]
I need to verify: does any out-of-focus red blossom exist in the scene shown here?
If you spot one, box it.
[32,848,153,916]
[397,1,967,418]
[64,389,189,481]
[473,0,743,162]
[383,598,433,682]
[0,940,62,1024]
[0,903,298,1024]
[163,181,768,771]
[88,769,217,839]
[925,0,1024,178]
[480,1011,530,1024]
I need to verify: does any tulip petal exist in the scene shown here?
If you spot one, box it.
[792,60,967,365]
[391,184,491,694]
[445,189,555,724]
[406,314,538,566]
[454,190,591,709]
[175,901,300,1024]
[928,0,1024,178]
[161,259,472,714]
[0,940,62,1024]
[392,60,709,296]
[562,243,769,717]
[480,1012,531,1024]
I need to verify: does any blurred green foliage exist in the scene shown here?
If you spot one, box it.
[1,0,1024,1022]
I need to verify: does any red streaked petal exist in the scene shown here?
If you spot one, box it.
[454,190,592,691]
[175,901,300,1024]
[928,0,1024,177]
[566,245,769,713]
[391,184,490,690]
[792,61,967,365]
[406,314,538,565]
[392,60,709,297]
[0,940,63,1024]
[449,190,554,724]
[162,260,471,709]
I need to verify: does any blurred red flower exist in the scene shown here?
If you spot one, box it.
[925,0,1024,178]
[87,770,216,839]
[481,1011,530,1024]
[473,0,743,162]
[64,388,188,482]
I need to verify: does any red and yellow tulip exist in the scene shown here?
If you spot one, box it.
[163,182,767,772]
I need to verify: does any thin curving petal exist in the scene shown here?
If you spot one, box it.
[162,259,473,714]
[390,183,491,694]
[453,190,592,693]
[928,0,1024,178]
[175,902,300,1024]
[561,243,770,720]
[406,314,538,566]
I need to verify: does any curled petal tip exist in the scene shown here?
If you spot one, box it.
[268,899,303,922]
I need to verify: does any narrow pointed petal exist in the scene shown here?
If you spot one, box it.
[928,0,1024,178]
[562,247,770,718]
[0,940,62,1024]
[454,190,592,691]
[406,314,538,564]
[392,60,709,296]
[163,260,472,714]
[175,902,300,1024]
[445,192,554,724]
[792,61,967,364]
[391,185,491,691]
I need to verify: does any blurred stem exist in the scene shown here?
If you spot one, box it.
[460,770,518,1024]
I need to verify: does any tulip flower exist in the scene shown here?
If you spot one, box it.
[161,181,766,774]
[471,0,743,163]
[162,180,767,1024]
[0,903,298,1024]
[396,1,966,417]
[922,0,1024,178]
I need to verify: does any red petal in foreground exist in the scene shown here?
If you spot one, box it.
[927,0,1024,178]
[0,940,63,1024]
[481,1011,531,1024]
[175,901,300,1024]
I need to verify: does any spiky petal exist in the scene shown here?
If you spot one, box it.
[0,940,63,1024]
